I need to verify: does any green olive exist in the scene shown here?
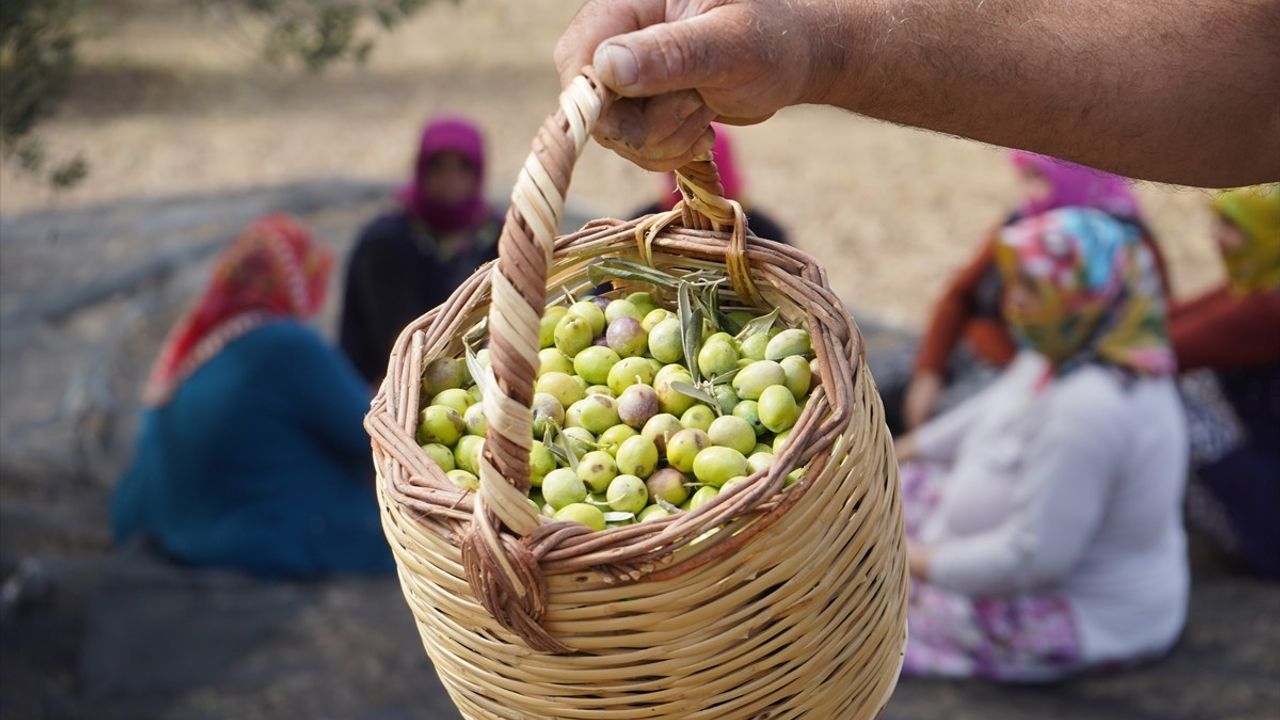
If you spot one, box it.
[758,384,800,433]
[765,328,813,361]
[554,502,606,531]
[539,306,569,349]
[615,435,659,478]
[534,371,585,408]
[680,404,717,433]
[666,428,710,473]
[691,446,749,488]
[697,340,740,378]
[647,317,685,364]
[607,356,656,395]
[597,424,639,456]
[567,300,607,335]
[422,357,464,398]
[542,468,587,510]
[573,346,621,385]
[537,348,574,377]
[431,388,473,415]
[605,299,645,324]
[553,314,594,356]
[421,443,455,472]
[453,435,484,475]
[577,450,618,493]
[707,415,757,455]
[780,355,812,398]
[418,405,464,446]
[605,474,648,514]
[731,360,787,400]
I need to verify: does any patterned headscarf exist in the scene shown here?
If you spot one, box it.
[396,115,488,235]
[1213,184,1280,293]
[996,208,1174,377]
[144,215,333,405]
[1011,151,1141,219]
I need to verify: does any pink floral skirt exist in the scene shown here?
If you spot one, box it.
[900,462,1084,682]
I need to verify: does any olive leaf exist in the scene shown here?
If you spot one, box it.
[541,422,565,463]
[463,343,492,400]
[543,419,585,468]
[602,511,636,523]
[586,258,683,288]
[670,381,718,407]
[720,311,745,336]
[697,278,728,334]
[708,367,741,385]
[733,307,780,342]
[654,497,683,514]
[677,281,704,384]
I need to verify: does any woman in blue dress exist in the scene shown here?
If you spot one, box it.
[113,215,392,578]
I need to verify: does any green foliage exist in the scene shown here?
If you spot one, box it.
[0,0,86,187]
[0,0,448,189]
[232,0,443,71]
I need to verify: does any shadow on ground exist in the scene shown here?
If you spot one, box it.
[2,183,1276,719]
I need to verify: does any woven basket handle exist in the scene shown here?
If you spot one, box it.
[476,74,732,535]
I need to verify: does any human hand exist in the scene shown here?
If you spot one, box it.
[903,372,943,430]
[553,0,847,170]
[906,540,932,581]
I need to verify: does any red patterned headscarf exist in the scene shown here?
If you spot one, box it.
[144,215,333,405]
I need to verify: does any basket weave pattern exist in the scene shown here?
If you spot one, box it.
[367,75,909,719]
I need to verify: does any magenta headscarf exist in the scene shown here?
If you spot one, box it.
[1011,151,1140,219]
[659,124,745,211]
[396,115,488,235]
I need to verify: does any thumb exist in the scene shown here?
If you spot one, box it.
[592,11,743,97]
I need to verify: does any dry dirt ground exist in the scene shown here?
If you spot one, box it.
[3,2,1275,720]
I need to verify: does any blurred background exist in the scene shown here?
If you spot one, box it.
[1,1,1274,719]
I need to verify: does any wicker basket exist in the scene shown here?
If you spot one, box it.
[366,74,908,719]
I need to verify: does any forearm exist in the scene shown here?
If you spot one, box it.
[813,0,1280,186]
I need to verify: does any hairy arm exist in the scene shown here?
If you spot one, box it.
[556,0,1280,186]
[823,0,1280,186]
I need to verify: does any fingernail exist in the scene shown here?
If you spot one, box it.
[596,43,639,89]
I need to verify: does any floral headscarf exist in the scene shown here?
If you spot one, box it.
[144,215,333,405]
[1213,184,1280,293]
[996,208,1174,377]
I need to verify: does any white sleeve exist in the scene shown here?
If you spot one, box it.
[925,387,1116,596]
[913,383,995,463]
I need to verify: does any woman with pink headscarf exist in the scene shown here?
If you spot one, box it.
[882,152,1170,434]
[339,115,502,384]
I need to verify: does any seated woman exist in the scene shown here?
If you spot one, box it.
[113,216,391,578]
[340,115,502,385]
[1173,184,1280,578]
[895,207,1188,681]
[629,124,789,244]
[884,152,1169,434]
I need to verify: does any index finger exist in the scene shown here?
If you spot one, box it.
[553,0,665,89]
